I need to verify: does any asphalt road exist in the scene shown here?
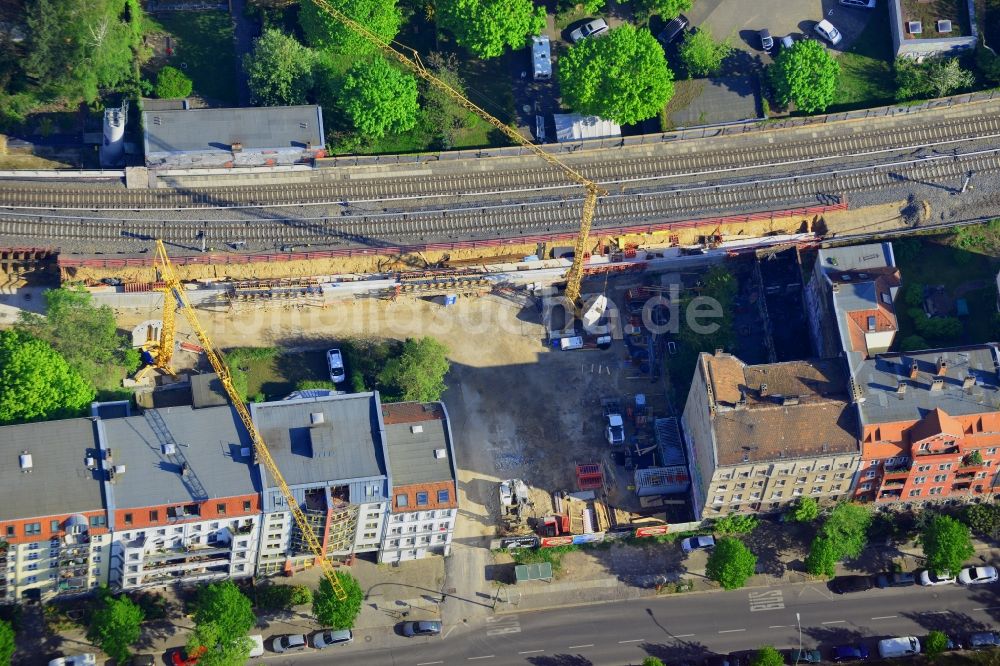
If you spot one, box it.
[251,580,1000,666]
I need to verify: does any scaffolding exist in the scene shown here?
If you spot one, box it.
[227,277,325,310]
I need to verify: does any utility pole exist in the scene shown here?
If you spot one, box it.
[796,612,803,666]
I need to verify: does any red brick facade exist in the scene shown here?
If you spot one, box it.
[391,481,458,513]
[115,494,260,530]
[1,510,110,545]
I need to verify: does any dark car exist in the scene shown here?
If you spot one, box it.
[829,575,874,594]
[758,28,773,50]
[656,14,689,47]
[831,645,870,662]
[402,620,442,637]
[786,649,823,664]
[128,658,155,666]
[876,571,916,588]
[967,632,1000,649]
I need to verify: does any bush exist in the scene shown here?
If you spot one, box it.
[914,315,963,341]
[899,335,929,352]
[788,497,819,523]
[255,584,312,610]
[705,537,757,590]
[903,282,925,307]
[295,379,336,392]
[154,66,193,99]
[714,514,758,535]
[963,503,1000,538]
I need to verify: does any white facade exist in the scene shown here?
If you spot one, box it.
[111,516,261,590]
[3,529,110,603]
[379,508,457,563]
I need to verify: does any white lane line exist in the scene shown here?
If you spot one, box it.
[568,644,594,649]
[674,634,696,638]
[925,611,950,615]
[418,662,444,665]
[518,650,544,655]
[974,607,1000,611]
[467,657,495,661]
[872,616,898,620]
[822,621,847,625]
[719,629,746,634]
[619,639,645,644]
[769,625,791,629]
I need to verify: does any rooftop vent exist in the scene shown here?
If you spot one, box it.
[910,361,919,379]
[162,443,176,456]
[760,383,768,396]
[780,395,800,406]
[841,274,852,281]
[231,141,243,153]
[310,412,325,425]
[858,273,869,279]
[113,464,126,476]
[963,374,976,389]
[937,19,952,33]
[181,462,189,476]
[105,448,113,463]
[19,451,32,472]
[434,448,448,459]
[896,381,908,394]
[908,20,923,34]
[85,456,96,470]
[930,377,945,391]
[411,425,424,434]
[867,316,876,332]
[240,446,252,459]
[937,357,948,375]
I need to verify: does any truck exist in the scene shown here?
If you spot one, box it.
[603,399,625,446]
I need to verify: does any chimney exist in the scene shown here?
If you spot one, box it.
[930,377,945,391]
[896,381,907,394]
[909,361,919,379]
[105,448,113,463]
[963,374,976,389]
[937,357,948,375]
[737,389,747,409]
[760,383,768,397]
[181,462,189,477]
[231,141,243,153]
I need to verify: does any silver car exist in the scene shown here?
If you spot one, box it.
[570,18,609,43]
[814,19,843,45]
[959,565,998,585]
[681,535,715,553]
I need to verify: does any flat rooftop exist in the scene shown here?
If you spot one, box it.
[382,403,456,486]
[702,353,859,465]
[142,105,324,155]
[856,345,1000,424]
[0,419,105,521]
[899,0,972,39]
[251,392,387,487]
[100,406,259,507]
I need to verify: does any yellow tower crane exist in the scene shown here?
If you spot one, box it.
[308,0,607,307]
[134,282,177,382]
[151,240,349,601]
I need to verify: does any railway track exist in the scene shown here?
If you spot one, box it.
[5,147,997,248]
[3,112,1000,211]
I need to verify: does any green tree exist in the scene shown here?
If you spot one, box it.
[678,28,732,78]
[378,336,450,402]
[769,38,839,113]
[804,535,838,577]
[914,315,963,341]
[25,0,145,103]
[751,646,785,666]
[0,330,94,425]
[437,0,545,59]
[821,502,871,559]
[341,57,418,139]
[903,282,925,307]
[714,514,758,535]
[86,590,145,664]
[637,0,691,19]
[921,515,974,575]
[186,624,252,666]
[899,335,929,352]
[422,52,480,150]
[154,65,192,99]
[976,43,1000,84]
[963,503,1000,538]
[299,0,401,57]
[924,630,949,659]
[189,580,256,662]
[559,25,674,125]
[0,620,13,666]
[789,497,819,523]
[313,573,364,629]
[705,537,757,590]
[244,28,316,106]
[642,659,666,666]
[255,584,312,610]
[895,56,974,101]
[17,287,138,391]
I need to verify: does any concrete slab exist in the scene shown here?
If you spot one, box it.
[667,76,760,128]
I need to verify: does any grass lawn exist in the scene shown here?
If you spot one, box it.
[229,348,330,402]
[148,12,238,106]
[829,2,896,112]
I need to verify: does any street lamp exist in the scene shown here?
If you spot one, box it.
[796,612,803,666]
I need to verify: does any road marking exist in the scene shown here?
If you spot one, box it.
[871,616,898,620]
[924,611,950,615]
[974,607,1000,611]
[749,589,786,612]
[822,621,846,625]
[568,644,594,649]
[518,650,544,655]
[619,639,645,643]
[674,634,696,638]
[418,662,444,665]
[485,614,521,636]
[444,625,458,639]
[769,625,791,629]
[719,629,746,633]
[468,657,495,661]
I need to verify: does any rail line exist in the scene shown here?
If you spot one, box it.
[2,112,1000,212]
[4,147,997,248]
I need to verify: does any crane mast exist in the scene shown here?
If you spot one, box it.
[307,0,606,307]
[153,240,349,601]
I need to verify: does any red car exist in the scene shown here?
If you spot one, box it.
[170,646,206,666]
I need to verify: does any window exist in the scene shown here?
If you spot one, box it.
[918,465,931,472]
[914,477,926,484]
[934,475,948,482]
[770,491,783,499]
[216,503,227,516]
[929,487,943,495]
[736,483,746,490]
[243,501,252,512]
[396,494,408,507]
[909,489,921,497]
[4,526,12,538]
[865,471,877,479]
[939,464,952,471]
[731,494,743,502]
[416,492,429,506]
[752,480,764,488]
[24,523,41,535]
[797,476,808,484]
[811,487,823,495]
[713,495,725,504]
[26,563,37,571]
[989,448,998,455]
[776,479,786,486]
[49,520,59,533]
[750,492,761,500]
[715,485,728,492]
[919,443,930,451]
[816,475,827,482]
[149,510,159,522]
[89,515,105,527]
[123,513,133,526]
[793,488,803,496]
[437,489,450,503]
[25,576,36,584]
[819,464,831,471]
[860,483,872,491]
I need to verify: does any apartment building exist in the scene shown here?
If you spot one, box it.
[807,242,901,360]
[0,420,110,603]
[380,402,459,563]
[97,406,262,591]
[681,351,861,520]
[852,345,1000,505]
[250,393,390,576]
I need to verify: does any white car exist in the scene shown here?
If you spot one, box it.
[681,535,715,553]
[312,628,354,648]
[959,565,999,585]
[271,634,308,653]
[570,18,609,43]
[814,19,843,45]
[326,348,345,383]
[919,569,956,586]
[48,657,97,666]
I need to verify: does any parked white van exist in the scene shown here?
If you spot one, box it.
[878,636,921,659]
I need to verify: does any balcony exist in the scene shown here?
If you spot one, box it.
[877,488,904,501]
[141,564,229,585]
[881,477,907,488]
[144,545,231,564]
